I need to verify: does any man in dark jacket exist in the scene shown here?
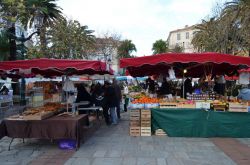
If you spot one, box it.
[75,84,92,115]
[104,81,118,124]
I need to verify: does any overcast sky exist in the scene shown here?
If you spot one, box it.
[57,0,222,56]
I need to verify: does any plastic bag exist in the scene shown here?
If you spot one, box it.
[59,139,76,150]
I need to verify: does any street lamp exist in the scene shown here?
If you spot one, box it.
[9,10,44,105]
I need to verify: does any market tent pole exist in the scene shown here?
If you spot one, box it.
[61,76,65,102]
[20,76,26,105]
[182,69,187,98]
[182,74,184,99]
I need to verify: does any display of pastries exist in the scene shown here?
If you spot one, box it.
[22,102,63,116]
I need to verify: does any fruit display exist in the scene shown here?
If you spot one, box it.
[131,96,160,104]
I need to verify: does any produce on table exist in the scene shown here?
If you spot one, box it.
[131,96,160,104]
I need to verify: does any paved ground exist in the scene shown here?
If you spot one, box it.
[0,111,250,165]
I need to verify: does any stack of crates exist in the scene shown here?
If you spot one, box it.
[129,110,141,136]
[140,110,151,136]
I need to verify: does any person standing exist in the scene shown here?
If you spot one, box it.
[123,82,129,112]
[160,78,170,95]
[182,78,192,99]
[75,84,92,114]
[112,79,122,119]
[104,81,118,125]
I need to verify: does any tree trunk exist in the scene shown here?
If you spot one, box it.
[39,25,47,58]
[8,24,16,61]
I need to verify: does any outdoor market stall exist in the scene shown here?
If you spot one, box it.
[0,58,113,149]
[120,52,250,137]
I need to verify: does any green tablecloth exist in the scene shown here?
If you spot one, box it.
[151,108,250,137]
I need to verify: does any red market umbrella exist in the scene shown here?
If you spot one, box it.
[120,52,250,77]
[0,58,113,78]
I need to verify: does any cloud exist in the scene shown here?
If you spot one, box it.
[57,0,216,56]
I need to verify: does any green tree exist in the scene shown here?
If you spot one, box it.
[152,39,168,54]
[0,0,27,60]
[0,30,10,61]
[0,0,26,28]
[117,39,136,58]
[48,19,95,59]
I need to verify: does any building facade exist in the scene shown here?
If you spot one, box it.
[167,25,197,53]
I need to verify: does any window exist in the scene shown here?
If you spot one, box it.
[186,32,189,39]
[177,33,181,40]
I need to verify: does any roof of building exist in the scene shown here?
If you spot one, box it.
[169,25,197,33]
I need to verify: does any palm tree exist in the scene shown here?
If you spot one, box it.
[152,39,168,54]
[117,39,137,58]
[23,0,63,58]
[222,0,250,55]
[191,18,226,53]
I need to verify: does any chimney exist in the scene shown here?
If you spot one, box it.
[185,25,188,28]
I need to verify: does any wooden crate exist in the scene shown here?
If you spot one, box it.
[179,104,196,108]
[229,103,248,112]
[155,129,167,136]
[141,119,151,127]
[130,120,140,127]
[130,126,140,136]
[211,103,228,111]
[141,110,151,119]
[130,110,140,117]
[159,102,178,108]
[130,110,140,121]
[140,127,151,136]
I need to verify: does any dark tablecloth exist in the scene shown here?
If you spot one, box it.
[0,114,89,148]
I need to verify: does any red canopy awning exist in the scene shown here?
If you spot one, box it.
[239,68,250,73]
[0,58,113,78]
[120,52,250,77]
